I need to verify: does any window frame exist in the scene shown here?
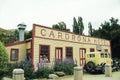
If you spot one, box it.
[104,49,108,52]
[105,53,108,58]
[89,54,95,58]
[101,53,104,58]
[90,48,95,52]
[26,49,31,57]
[66,47,73,58]
[10,48,19,61]
[39,45,50,62]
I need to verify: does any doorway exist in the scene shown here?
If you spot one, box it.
[79,48,86,66]
[55,48,63,61]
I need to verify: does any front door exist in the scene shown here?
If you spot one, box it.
[79,48,86,66]
[55,48,62,61]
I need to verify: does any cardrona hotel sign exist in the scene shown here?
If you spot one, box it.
[34,25,110,46]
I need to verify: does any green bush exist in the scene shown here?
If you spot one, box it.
[54,58,77,75]
[24,67,35,80]
[0,41,9,78]
[6,63,19,77]
[36,67,54,78]
[54,63,64,71]
[18,61,35,80]
[6,61,35,80]
[54,62,77,75]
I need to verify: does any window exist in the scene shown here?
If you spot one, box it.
[101,53,104,58]
[89,54,95,58]
[10,49,18,61]
[105,49,108,52]
[26,49,31,57]
[105,53,108,58]
[90,48,95,52]
[26,49,31,61]
[97,50,101,52]
[40,45,50,62]
[66,47,73,58]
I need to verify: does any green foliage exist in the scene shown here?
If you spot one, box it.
[63,62,77,75]
[73,17,79,34]
[54,62,64,71]
[6,63,19,77]
[58,22,66,30]
[6,61,34,79]
[88,22,93,36]
[73,16,84,34]
[52,21,70,32]
[25,30,32,40]
[78,17,84,35]
[92,17,120,58]
[0,41,8,78]
[24,67,35,80]
[18,60,34,79]
[0,28,19,44]
[36,67,54,78]
[0,27,32,44]
[54,59,77,75]
[0,41,8,66]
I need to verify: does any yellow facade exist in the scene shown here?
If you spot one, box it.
[5,24,111,69]
[32,24,111,69]
[6,41,31,63]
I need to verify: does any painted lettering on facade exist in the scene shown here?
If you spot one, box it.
[35,26,110,46]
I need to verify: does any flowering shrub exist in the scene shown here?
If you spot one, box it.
[4,58,77,79]
[36,67,54,78]
[54,58,77,75]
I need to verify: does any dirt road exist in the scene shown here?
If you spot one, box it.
[54,71,120,80]
[3,71,120,80]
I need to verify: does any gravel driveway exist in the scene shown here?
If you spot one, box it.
[3,71,120,80]
[52,71,120,80]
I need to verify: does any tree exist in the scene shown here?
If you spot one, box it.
[92,17,120,58]
[109,17,120,58]
[52,21,70,32]
[88,22,93,36]
[73,17,79,34]
[14,29,19,41]
[72,17,84,34]
[78,17,84,35]
[25,30,32,40]
[0,28,19,44]
[58,22,66,30]
[52,24,60,30]
[0,41,8,78]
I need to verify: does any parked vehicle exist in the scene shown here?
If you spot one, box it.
[84,52,112,73]
[112,59,120,71]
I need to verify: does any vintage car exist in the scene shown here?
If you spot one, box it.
[84,52,112,73]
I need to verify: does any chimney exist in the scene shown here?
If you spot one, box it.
[17,23,26,41]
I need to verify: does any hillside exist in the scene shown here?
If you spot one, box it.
[0,27,32,44]
[0,27,18,44]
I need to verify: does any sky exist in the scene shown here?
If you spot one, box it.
[0,0,120,35]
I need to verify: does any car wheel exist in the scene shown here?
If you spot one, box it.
[86,61,95,73]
